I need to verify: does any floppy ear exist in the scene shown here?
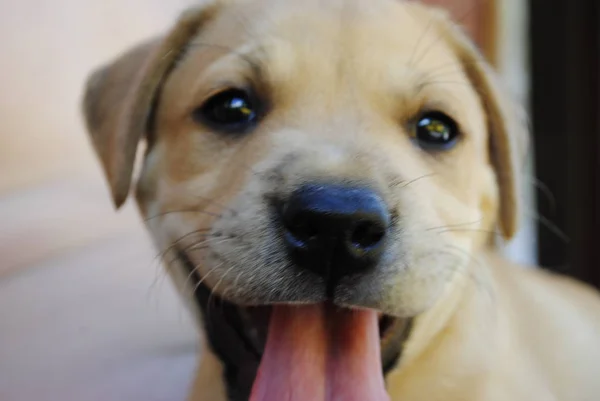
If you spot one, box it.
[82,5,219,208]
[431,9,529,240]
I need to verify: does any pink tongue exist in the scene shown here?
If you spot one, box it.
[249,304,390,401]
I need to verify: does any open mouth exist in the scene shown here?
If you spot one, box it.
[177,250,411,401]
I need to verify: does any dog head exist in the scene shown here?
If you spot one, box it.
[82,0,526,399]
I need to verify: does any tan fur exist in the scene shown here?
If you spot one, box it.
[82,1,600,400]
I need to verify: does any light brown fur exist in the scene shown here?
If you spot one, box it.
[82,1,600,400]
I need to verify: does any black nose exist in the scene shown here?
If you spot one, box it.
[281,183,390,280]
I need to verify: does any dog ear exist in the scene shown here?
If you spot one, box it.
[426,8,529,240]
[82,5,219,208]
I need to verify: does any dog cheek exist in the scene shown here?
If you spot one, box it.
[381,213,474,317]
[388,251,449,316]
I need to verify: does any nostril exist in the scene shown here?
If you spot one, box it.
[285,214,318,242]
[350,221,386,249]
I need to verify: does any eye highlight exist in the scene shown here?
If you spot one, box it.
[193,88,259,133]
[413,111,460,151]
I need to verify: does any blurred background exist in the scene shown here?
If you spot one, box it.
[0,0,597,400]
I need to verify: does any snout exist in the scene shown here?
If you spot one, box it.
[279,183,391,289]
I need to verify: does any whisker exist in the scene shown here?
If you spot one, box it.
[489,170,563,242]
[184,236,235,254]
[529,178,557,215]
[433,243,494,302]
[146,259,171,306]
[165,244,212,267]
[144,208,222,222]
[426,219,483,231]
[154,228,213,262]
[434,227,501,237]
[401,173,437,188]
[187,261,226,300]
[525,210,570,244]
[206,263,238,321]
[162,237,221,266]
[223,269,246,303]
[163,235,235,266]
[426,213,568,244]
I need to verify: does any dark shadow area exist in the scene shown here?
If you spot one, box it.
[529,0,600,287]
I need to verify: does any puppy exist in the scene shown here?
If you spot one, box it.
[82,0,600,400]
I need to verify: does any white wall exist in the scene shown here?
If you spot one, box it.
[496,0,538,266]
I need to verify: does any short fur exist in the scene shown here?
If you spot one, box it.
[82,1,600,400]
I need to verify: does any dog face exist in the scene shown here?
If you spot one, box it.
[83,0,524,394]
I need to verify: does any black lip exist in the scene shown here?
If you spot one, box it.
[177,250,263,400]
[176,249,411,400]
[177,249,263,360]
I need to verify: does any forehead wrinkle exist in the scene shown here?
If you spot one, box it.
[414,71,470,104]
[185,39,268,80]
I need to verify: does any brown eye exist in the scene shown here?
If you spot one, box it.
[414,111,460,150]
[193,89,258,133]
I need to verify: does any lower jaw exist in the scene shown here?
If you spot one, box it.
[178,251,411,400]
